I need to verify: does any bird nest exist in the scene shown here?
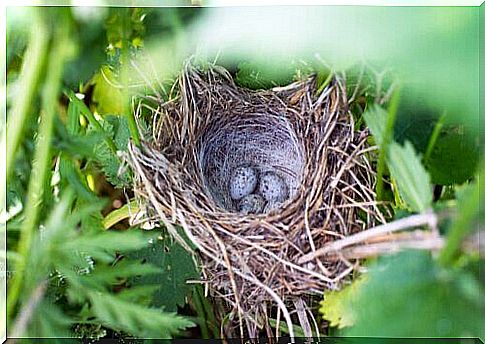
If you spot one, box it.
[127,62,386,337]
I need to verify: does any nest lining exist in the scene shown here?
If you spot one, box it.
[128,62,386,337]
[198,110,304,212]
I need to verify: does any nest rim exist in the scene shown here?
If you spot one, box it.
[128,61,386,337]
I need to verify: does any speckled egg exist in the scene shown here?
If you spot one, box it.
[258,172,288,203]
[229,165,258,200]
[238,194,266,214]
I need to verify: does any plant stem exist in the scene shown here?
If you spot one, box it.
[423,112,445,165]
[2,9,49,207]
[102,200,139,229]
[191,286,210,339]
[376,88,400,201]
[121,8,141,147]
[6,11,73,325]
[438,178,480,266]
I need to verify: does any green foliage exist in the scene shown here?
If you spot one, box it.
[6,5,483,341]
[235,61,296,90]
[105,8,147,58]
[5,8,199,339]
[94,115,133,189]
[387,141,432,213]
[11,188,195,339]
[267,318,306,338]
[127,235,199,312]
[393,89,479,186]
[364,104,433,212]
[190,285,220,339]
[426,130,479,185]
[90,66,125,115]
[319,277,366,329]
[439,179,481,266]
[334,251,484,338]
[88,291,194,338]
[363,104,388,146]
[393,90,440,154]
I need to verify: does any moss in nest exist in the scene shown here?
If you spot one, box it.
[128,61,384,338]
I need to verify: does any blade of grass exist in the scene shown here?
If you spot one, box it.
[316,71,333,95]
[2,9,49,206]
[268,318,306,337]
[7,11,73,325]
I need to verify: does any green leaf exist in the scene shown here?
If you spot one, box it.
[267,318,306,338]
[93,115,133,189]
[343,251,484,338]
[91,65,124,115]
[87,260,161,286]
[88,291,194,338]
[62,230,153,263]
[363,99,399,201]
[102,200,139,229]
[115,285,161,305]
[426,131,479,185]
[127,236,199,312]
[58,156,97,202]
[363,104,388,147]
[319,277,366,329]
[387,141,432,212]
[27,300,73,338]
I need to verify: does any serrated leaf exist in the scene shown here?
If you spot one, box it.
[363,104,388,146]
[319,277,366,329]
[79,260,161,290]
[88,291,194,338]
[93,115,132,189]
[127,236,199,312]
[387,141,432,213]
[343,251,484,338]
